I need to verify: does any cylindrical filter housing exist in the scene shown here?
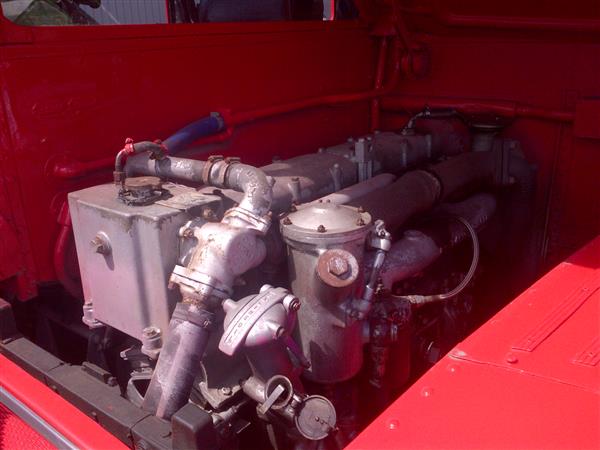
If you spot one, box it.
[280,201,371,383]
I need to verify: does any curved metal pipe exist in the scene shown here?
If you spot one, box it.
[368,193,497,290]
[125,154,273,218]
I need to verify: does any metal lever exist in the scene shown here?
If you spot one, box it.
[257,384,286,415]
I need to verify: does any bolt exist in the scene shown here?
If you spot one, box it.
[182,228,194,238]
[290,299,300,311]
[282,217,292,225]
[202,209,217,221]
[317,225,326,233]
[142,326,160,339]
[356,218,365,226]
[91,235,110,255]
[327,256,349,277]
[220,386,233,396]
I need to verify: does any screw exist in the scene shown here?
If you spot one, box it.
[317,225,326,233]
[327,256,349,277]
[182,228,194,238]
[356,218,365,226]
[282,217,292,225]
[290,300,300,311]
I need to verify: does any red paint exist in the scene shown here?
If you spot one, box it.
[0,403,55,450]
[0,354,127,449]
[0,1,598,299]
[382,95,575,123]
[350,235,600,450]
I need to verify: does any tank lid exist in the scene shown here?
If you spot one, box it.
[280,201,371,242]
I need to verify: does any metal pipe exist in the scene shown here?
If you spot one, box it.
[371,37,388,131]
[313,173,396,205]
[351,149,506,232]
[125,154,273,217]
[142,303,213,419]
[381,95,574,123]
[369,193,497,290]
[133,153,274,419]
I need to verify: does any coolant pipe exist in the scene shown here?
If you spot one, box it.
[125,153,273,216]
[162,113,224,155]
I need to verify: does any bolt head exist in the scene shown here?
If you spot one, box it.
[327,257,349,277]
[220,386,233,396]
[317,224,326,233]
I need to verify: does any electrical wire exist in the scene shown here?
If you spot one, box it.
[393,215,480,307]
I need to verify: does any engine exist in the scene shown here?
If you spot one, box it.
[67,112,534,449]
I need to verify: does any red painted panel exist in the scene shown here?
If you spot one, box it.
[0,403,55,450]
[0,17,376,298]
[0,354,127,449]
[349,235,600,450]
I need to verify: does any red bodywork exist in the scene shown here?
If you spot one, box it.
[350,235,600,449]
[0,0,599,448]
[0,354,127,449]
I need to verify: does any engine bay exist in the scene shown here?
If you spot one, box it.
[5,111,533,449]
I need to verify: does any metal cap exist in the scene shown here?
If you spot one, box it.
[294,395,336,441]
[124,176,163,193]
[281,202,371,244]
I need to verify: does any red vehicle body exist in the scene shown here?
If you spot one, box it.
[0,0,598,448]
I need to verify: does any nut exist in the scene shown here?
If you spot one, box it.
[327,257,349,277]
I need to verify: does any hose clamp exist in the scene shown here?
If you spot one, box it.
[201,155,224,185]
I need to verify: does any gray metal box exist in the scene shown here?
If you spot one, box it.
[68,182,220,340]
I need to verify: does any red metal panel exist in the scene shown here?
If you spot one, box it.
[0,17,375,298]
[0,403,55,450]
[0,354,128,449]
[349,235,600,450]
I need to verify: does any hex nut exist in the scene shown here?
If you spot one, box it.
[327,257,349,277]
